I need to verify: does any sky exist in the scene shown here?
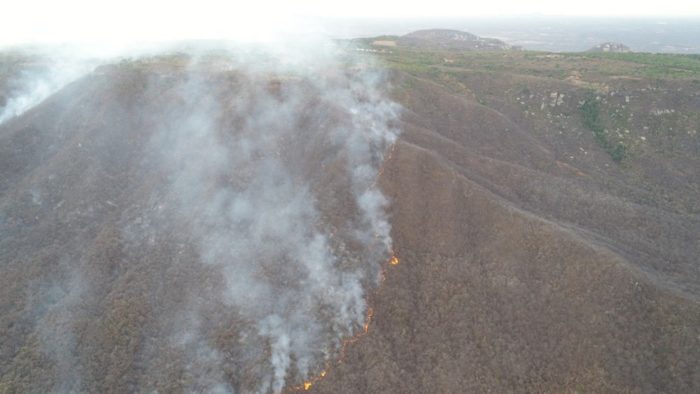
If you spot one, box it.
[2,0,700,45]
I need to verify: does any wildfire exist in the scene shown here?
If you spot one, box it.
[290,143,399,393]
[372,142,397,188]
[363,307,374,333]
[300,370,326,391]
[290,254,400,392]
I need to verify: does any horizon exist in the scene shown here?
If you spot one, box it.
[2,0,700,46]
[3,16,700,55]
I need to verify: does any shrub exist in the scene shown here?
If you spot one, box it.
[580,97,627,163]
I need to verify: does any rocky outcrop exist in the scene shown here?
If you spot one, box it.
[588,42,632,53]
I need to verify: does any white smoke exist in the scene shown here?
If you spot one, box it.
[0,37,400,393]
[32,263,88,393]
[0,51,97,124]
[0,43,186,124]
[150,42,400,393]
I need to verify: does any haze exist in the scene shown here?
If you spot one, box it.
[3,0,700,45]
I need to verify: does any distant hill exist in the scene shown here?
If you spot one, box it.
[400,29,516,50]
[587,42,632,53]
[364,29,517,51]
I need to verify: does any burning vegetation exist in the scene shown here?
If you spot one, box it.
[0,46,402,394]
[295,252,401,392]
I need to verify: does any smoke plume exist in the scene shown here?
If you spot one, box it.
[0,38,399,393]
[0,50,99,124]
[148,43,400,393]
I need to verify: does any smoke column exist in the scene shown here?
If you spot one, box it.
[0,51,99,124]
[148,42,400,393]
[0,35,399,392]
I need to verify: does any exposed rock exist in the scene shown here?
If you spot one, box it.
[587,42,632,53]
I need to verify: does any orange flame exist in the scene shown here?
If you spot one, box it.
[363,307,374,333]
[298,369,327,391]
[389,256,399,266]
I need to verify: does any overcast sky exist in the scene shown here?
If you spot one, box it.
[2,0,700,45]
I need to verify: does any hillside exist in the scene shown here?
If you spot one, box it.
[1,42,699,393]
[314,46,700,392]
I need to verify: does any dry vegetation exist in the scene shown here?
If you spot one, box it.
[1,44,699,392]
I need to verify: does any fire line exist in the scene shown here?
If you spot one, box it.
[289,142,399,392]
[292,252,400,392]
